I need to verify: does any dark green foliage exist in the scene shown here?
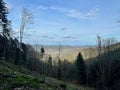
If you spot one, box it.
[14,47,20,65]
[0,0,11,37]
[67,63,76,81]
[6,38,19,64]
[87,48,120,90]
[26,44,41,72]
[0,35,7,59]
[75,52,87,85]
[18,43,28,67]
[0,0,12,61]
[47,55,53,76]
[87,61,99,87]
[61,60,68,80]
[40,46,45,57]
[57,59,62,80]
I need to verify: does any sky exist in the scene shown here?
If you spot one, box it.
[4,0,120,46]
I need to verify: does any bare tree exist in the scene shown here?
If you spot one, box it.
[96,35,105,89]
[97,35,102,56]
[58,42,61,58]
[96,35,117,89]
[18,8,33,66]
[20,8,33,49]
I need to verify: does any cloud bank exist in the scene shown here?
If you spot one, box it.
[38,5,99,19]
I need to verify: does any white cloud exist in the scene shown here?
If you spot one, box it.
[85,8,99,18]
[41,33,55,39]
[60,27,67,31]
[67,9,85,19]
[37,5,48,10]
[49,6,68,13]
[66,8,99,19]
[38,5,99,19]
[63,35,79,40]
[63,35,71,38]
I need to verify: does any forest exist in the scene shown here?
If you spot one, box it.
[0,0,120,90]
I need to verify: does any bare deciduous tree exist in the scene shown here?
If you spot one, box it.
[20,8,33,49]
[18,8,33,66]
[96,35,117,89]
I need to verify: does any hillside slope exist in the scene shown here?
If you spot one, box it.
[34,43,120,62]
[0,61,93,90]
[34,45,95,61]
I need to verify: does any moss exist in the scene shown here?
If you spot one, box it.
[30,78,40,89]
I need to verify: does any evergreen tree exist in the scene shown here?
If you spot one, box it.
[62,60,68,80]
[57,59,62,80]
[75,52,87,85]
[0,0,11,37]
[47,55,53,76]
[40,46,45,57]
[0,0,11,60]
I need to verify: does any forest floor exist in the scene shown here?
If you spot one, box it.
[0,60,94,90]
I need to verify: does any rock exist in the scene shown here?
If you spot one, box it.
[2,73,9,78]
[60,83,66,90]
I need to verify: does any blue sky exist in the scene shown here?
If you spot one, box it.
[4,0,120,46]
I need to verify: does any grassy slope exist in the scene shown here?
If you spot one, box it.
[0,61,93,90]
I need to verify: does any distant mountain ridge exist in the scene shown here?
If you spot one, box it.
[33,42,120,61]
[33,45,95,61]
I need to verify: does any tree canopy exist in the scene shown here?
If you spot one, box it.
[75,52,86,85]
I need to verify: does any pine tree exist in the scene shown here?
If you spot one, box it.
[40,46,45,57]
[57,59,62,80]
[0,0,11,60]
[0,0,11,37]
[75,52,87,85]
[47,55,53,76]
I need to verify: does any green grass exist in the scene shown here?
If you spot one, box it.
[0,61,94,90]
